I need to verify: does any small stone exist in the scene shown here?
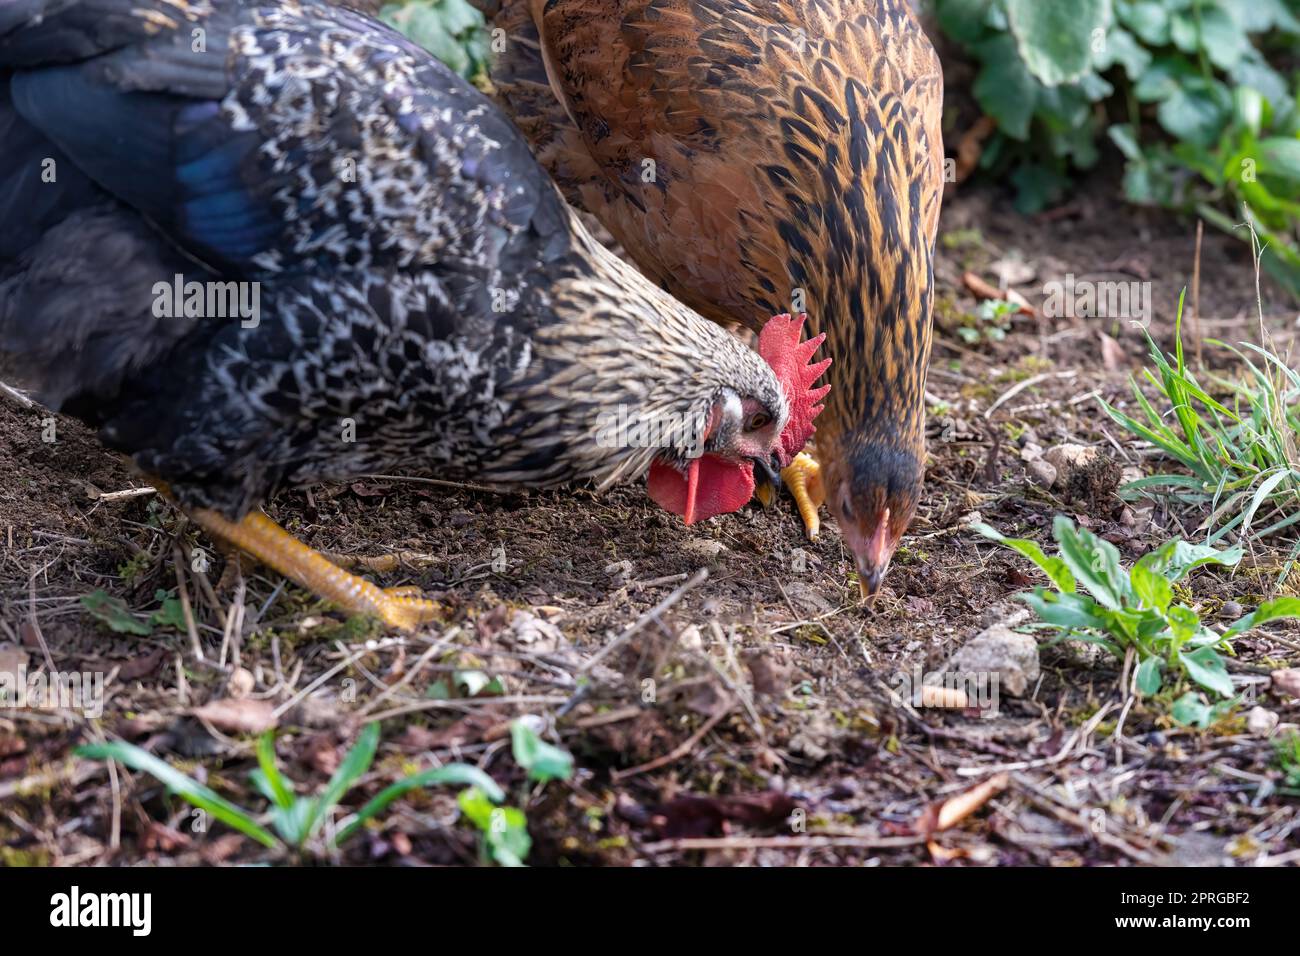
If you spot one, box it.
[1042,443,1098,472]
[1221,601,1244,620]
[1026,458,1058,488]
[681,539,727,559]
[227,667,255,699]
[1271,668,1300,699]
[943,622,1040,697]
[787,732,829,763]
[677,625,704,652]
[1247,706,1279,737]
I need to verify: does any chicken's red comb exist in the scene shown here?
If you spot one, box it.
[758,313,832,461]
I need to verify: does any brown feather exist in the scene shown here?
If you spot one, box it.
[481,0,944,563]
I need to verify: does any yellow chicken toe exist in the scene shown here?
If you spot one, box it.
[189,508,441,632]
[375,589,443,631]
[781,451,824,541]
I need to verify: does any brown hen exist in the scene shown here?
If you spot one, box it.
[479,0,944,597]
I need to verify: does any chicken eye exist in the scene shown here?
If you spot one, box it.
[745,411,772,431]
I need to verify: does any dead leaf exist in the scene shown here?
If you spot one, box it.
[0,643,30,679]
[298,732,341,775]
[962,271,1036,315]
[142,821,192,854]
[117,648,166,681]
[191,697,276,735]
[953,115,997,184]
[915,773,1009,837]
[1099,331,1127,372]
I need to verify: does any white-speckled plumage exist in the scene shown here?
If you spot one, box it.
[0,0,787,516]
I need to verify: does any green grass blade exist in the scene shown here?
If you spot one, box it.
[76,741,280,850]
[303,721,381,843]
[256,731,295,810]
[333,763,505,846]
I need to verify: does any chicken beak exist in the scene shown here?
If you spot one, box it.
[856,508,892,601]
[751,453,782,509]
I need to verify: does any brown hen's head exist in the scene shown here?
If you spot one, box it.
[825,441,922,599]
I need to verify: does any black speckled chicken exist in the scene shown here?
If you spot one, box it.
[0,0,827,628]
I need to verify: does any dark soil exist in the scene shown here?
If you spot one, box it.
[2,176,1299,867]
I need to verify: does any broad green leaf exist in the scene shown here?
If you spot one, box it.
[1224,597,1300,639]
[1156,78,1233,149]
[1053,516,1128,609]
[149,589,188,631]
[1138,538,1242,582]
[459,787,531,867]
[1005,0,1109,87]
[1133,55,1199,102]
[934,0,996,44]
[973,35,1039,140]
[76,741,279,849]
[1108,123,1142,162]
[511,720,575,783]
[1135,656,1163,696]
[1118,0,1171,45]
[1171,691,1214,728]
[1258,138,1300,183]
[1182,645,1235,698]
[1018,590,1114,639]
[971,522,1076,592]
[1010,163,1071,214]
[1129,561,1172,612]
[81,590,152,636]
[1196,6,1250,70]
[1165,605,1202,646]
[1234,87,1265,137]
[1094,27,1151,81]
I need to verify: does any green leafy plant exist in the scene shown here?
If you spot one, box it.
[1100,290,1300,581]
[76,723,508,856]
[77,717,576,863]
[1274,731,1300,794]
[80,588,201,635]
[381,0,492,83]
[956,298,1017,344]
[936,0,1300,294]
[974,515,1300,703]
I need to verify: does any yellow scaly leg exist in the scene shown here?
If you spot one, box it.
[780,451,824,541]
[190,508,441,632]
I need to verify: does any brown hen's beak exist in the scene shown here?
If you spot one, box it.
[856,507,892,601]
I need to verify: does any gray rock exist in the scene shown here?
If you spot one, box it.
[944,622,1041,697]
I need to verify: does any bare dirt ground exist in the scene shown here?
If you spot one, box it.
[3,178,1299,867]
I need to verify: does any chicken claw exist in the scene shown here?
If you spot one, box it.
[781,451,824,541]
[189,508,441,632]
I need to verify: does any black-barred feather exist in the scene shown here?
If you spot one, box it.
[0,0,787,516]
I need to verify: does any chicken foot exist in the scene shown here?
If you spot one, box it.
[189,508,442,632]
[779,452,824,541]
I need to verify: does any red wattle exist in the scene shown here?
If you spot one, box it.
[647,456,756,524]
